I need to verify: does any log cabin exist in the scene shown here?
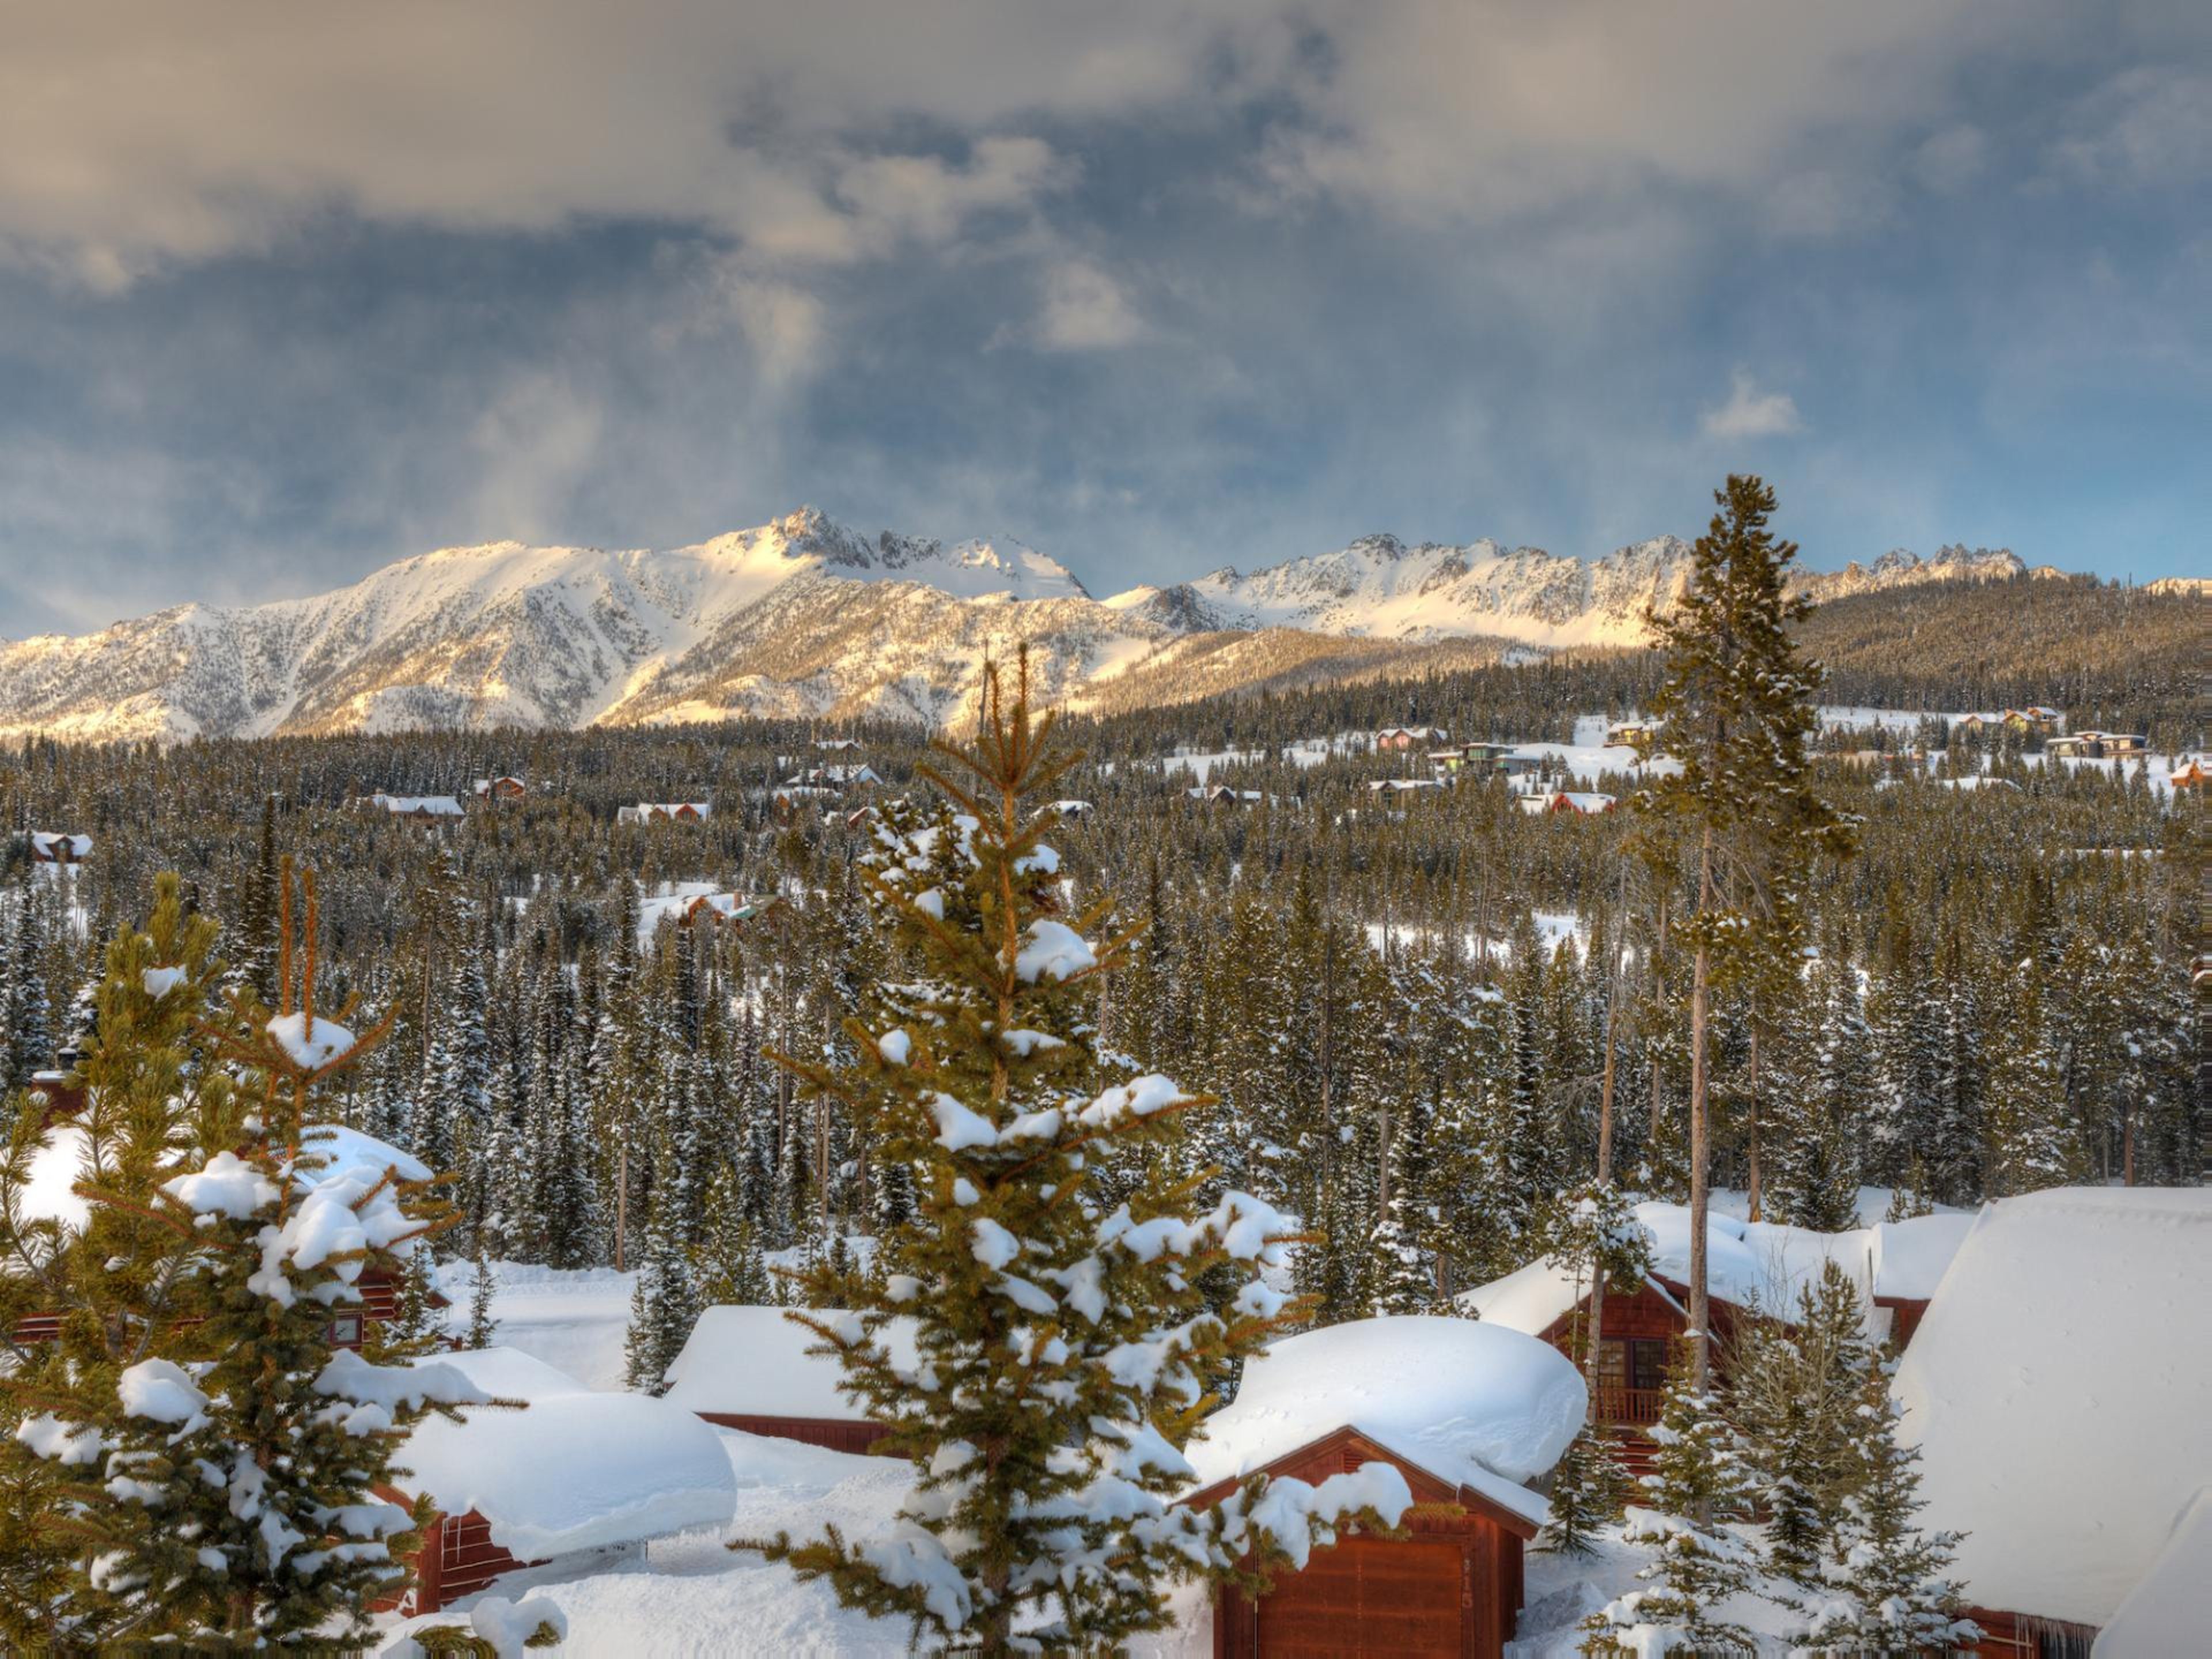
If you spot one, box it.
[1180,1315,1582,1659]
[470,775,528,802]
[25,831,93,864]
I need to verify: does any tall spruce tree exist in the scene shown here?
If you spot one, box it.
[1640,475,1854,1389]
[740,656,1404,1653]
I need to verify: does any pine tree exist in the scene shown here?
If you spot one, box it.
[1640,475,1855,1389]
[1583,1344,1759,1656]
[465,1245,498,1349]
[1729,1262,1873,1587]
[1791,1356,1979,1657]
[740,656,1401,1654]
[1540,1423,1632,1556]
[0,874,228,1645]
[1365,1184,1435,1315]
[7,863,53,1089]
[623,1211,703,1393]
[1983,962,2076,1197]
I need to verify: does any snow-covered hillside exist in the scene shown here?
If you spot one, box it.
[0,510,2029,742]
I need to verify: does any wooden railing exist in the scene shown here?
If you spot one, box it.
[1593,1386,1665,1428]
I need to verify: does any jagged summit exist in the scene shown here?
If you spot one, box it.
[0,512,2055,741]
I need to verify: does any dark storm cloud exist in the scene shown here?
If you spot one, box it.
[2,2,2207,633]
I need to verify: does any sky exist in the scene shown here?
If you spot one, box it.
[2,2,2206,637]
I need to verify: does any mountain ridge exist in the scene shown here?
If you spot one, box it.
[0,510,2040,741]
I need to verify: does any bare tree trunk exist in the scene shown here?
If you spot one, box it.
[1688,830,1714,1396]
[1746,1024,1762,1223]
[1586,862,1628,1423]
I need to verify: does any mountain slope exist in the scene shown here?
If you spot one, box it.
[0,513,2041,741]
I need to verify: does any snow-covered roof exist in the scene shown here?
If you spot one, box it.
[370,793,465,816]
[662,1306,920,1419]
[1893,1187,2212,1629]
[398,1346,736,1559]
[1868,1211,1976,1301]
[1184,1315,1583,1526]
[2094,1488,2211,1658]
[1461,1202,1969,1332]
[28,831,92,858]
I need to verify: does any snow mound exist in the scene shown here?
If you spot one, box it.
[1894,1187,2212,1630]
[266,1011,359,1070]
[662,1306,919,1419]
[1185,1315,1584,1525]
[397,1347,736,1559]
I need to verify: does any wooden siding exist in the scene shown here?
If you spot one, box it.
[1192,1426,1532,1659]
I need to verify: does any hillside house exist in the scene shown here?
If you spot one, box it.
[811,737,865,754]
[471,775,528,802]
[616,801,711,825]
[2002,706,2065,733]
[1605,718,1657,745]
[1181,1316,1582,1659]
[383,1346,735,1615]
[2049,730,2150,760]
[679,893,789,930]
[1893,1187,2212,1658]
[1374,725,1447,750]
[1426,745,1472,778]
[2169,758,2207,790]
[1185,784,1269,808]
[1493,753,1546,781]
[781,764,882,791]
[365,793,465,821]
[25,830,92,864]
[1516,790,1616,816]
[1369,777,1446,798]
[663,1305,916,1454]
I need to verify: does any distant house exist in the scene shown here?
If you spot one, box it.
[1048,798,1093,819]
[1605,718,1657,746]
[787,763,881,790]
[2169,759,2208,790]
[1516,790,1616,816]
[383,1346,735,1615]
[1368,777,1446,797]
[365,794,465,821]
[1185,784,1268,808]
[25,831,92,864]
[616,801,711,825]
[678,893,788,930]
[471,775,527,802]
[1180,1316,1580,1659]
[2050,730,2150,760]
[2002,706,2064,733]
[1895,1188,2212,1657]
[812,737,865,754]
[664,1305,915,1455]
[1374,725,1447,750]
[1493,753,1546,781]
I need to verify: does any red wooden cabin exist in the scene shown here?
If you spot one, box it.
[1185,1425,1535,1659]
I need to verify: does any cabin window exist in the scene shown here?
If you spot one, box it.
[1628,1338,1668,1392]
[329,1313,363,1349]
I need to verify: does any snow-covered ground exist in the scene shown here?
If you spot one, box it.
[444,1260,639,1391]
[1510,1528,1809,1657]
[1364,908,1584,963]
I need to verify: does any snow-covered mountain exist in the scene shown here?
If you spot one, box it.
[0,512,2033,741]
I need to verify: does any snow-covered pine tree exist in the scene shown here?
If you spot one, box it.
[1582,1342,1759,1657]
[7,862,54,1089]
[1790,1354,1979,1658]
[1365,1183,1435,1315]
[741,655,1407,1654]
[465,1244,498,1349]
[1729,1261,1873,1586]
[1639,474,1855,1390]
[139,863,484,1642]
[1539,1422,1633,1556]
[1983,960,2077,1197]
[623,1210,703,1393]
[0,874,230,1646]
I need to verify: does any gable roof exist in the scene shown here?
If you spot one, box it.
[662,1306,919,1418]
[1182,1315,1582,1530]
[1893,1187,2212,1628]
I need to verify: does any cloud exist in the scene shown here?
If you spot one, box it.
[2048,66,2212,188]
[1033,262,1150,350]
[1914,124,1990,193]
[1702,371,1805,440]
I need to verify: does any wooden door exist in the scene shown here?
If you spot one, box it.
[1253,1536,1467,1657]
